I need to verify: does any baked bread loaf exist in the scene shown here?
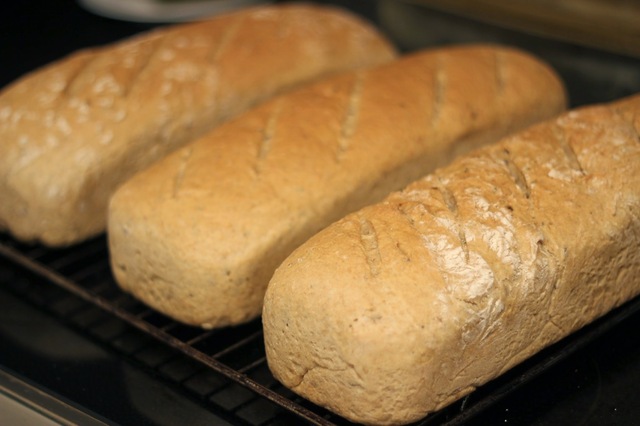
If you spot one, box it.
[262,94,640,425]
[108,45,566,329]
[0,3,396,246]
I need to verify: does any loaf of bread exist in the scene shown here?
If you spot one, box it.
[108,45,566,329]
[262,94,640,425]
[0,3,396,246]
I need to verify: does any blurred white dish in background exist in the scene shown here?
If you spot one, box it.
[78,0,268,22]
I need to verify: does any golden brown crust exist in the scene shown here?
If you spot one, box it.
[262,94,640,424]
[108,45,566,329]
[0,3,396,246]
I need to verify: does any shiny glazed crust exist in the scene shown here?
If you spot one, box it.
[108,45,566,329]
[262,95,640,424]
[0,3,396,245]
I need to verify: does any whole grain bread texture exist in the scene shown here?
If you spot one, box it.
[0,3,396,246]
[107,45,566,329]
[262,94,640,425]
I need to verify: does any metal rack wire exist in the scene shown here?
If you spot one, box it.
[0,234,344,425]
[1,232,640,425]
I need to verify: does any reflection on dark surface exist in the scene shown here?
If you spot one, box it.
[0,286,231,425]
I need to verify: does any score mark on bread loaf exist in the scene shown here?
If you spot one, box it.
[336,71,365,162]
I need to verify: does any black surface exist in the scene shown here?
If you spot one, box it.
[1,1,154,87]
[0,285,233,426]
[1,1,640,425]
[2,249,640,426]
